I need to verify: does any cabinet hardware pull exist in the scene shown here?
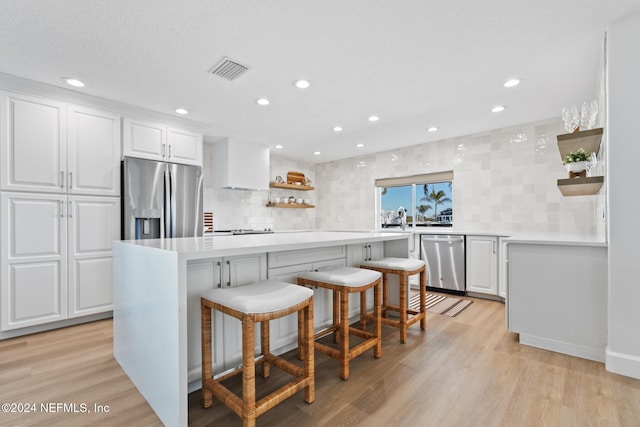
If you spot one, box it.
[68,172,72,190]
[216,261,222,288]
[493,241,496,254]
[226,260,231,286]
[68,201,72,218]
[60,171,64,188]
[168,144,172,158]
[162,143,166,159]
[60,200,64,217]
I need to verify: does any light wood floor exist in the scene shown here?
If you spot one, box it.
[2,297,639,427]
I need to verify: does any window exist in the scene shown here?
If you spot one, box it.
[376,172,453,229]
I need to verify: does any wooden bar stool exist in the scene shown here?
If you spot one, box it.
[297,267,382,380]
[201,280,315,427]
[360,257,427,343]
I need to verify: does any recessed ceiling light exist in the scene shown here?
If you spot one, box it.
[275,145,283,149]
[293,79,310,89]
[332,126,343,132]
[313,151,321,155]
[174,108,188,115]
[427,126,438,132]
[62,77,85,87]
[504,78,520,88]
[368,115,380,122]
[256,98,270,106]
[491,105,506,113]
[356,143,365,148]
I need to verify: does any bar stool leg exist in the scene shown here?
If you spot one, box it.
[339,291,350,380]
[260,320,270,378]
[373,280,382,358]
[382,272,389,317]
[201,301,213,408]
[360,289,367,330]
[297,310,304,360]
[242,317,257,427]
[399,273,408,344]
[303,302,315,403]
[419,268,427,330]
[332,289,339,343]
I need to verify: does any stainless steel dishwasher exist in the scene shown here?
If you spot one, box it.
[420,234,466,295]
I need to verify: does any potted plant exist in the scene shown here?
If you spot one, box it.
[563,148,593,178]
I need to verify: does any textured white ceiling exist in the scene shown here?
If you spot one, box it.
[1,0,639,163]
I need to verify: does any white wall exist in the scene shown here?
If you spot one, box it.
[202,144,316,230]
[315,118,603,237]
[606,11,640,379]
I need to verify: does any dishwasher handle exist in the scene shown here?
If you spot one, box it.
[421,236,464,243]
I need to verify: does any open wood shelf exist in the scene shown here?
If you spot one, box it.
[556,127,603,161]
[557,176,604,196]
[269,182,315,191]
[266,203,315,208]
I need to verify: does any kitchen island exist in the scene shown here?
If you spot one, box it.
[112,231,409,427]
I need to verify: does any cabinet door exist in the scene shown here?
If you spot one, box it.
[167,127,203,166]
[267,263,314,350]
[466,236,498,295]
[221,254,267,369]
[186,259,224,379]
[67,105,121,196]
[0,91,66,193]
[67,196,120,317]
[122,118,166,161]
[1,193,67,330]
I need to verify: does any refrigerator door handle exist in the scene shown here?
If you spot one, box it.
[164,168,172,237]
[169,168,177,238]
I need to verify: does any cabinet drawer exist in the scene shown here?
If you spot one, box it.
[268,245,346,268]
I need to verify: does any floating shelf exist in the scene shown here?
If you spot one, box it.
[557,176,604,196]
[266,203,314,208]
[269,182,315,191]
[556,127,603,161]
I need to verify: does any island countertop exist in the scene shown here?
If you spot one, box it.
[115,230,411,259]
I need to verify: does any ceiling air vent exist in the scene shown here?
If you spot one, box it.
[209,57,250,81]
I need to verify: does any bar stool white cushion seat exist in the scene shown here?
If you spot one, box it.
[201,280,313,314]
[298,267,381,287]
[360,257,425,271]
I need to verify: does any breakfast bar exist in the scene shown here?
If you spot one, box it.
[112,231,409,427]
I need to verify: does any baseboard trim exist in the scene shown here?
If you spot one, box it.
[605,346,640,380]
[519,334,605,363]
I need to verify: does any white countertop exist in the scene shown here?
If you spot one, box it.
[115,231,410,259]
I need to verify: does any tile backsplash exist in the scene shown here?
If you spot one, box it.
[202,144,317,231]
[203,116,604,238]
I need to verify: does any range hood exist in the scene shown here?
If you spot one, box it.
[210,138,269,191]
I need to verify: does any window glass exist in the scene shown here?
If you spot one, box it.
[378,178,452,228]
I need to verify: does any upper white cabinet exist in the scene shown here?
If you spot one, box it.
[0,91,121,196]
[0,91,66,193]
[67,105,121,196]
[466,235,498,295]
[123,118,202,166]
[167,126,203,166]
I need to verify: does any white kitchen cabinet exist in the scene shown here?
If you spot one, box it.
[67,196,120,317]
[123,118,203,166]
[498,237,508,299]
[185,253,266,377]
[0,192,119,331]
[0,91,66,193]
[268,257,346,349]
[167,126,203,166]
[346,241,383,314]
[67,105,121,196]
[0,92,121,196]
[466,235,498,295]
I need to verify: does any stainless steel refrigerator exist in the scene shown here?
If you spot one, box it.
[122,157,203,240]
